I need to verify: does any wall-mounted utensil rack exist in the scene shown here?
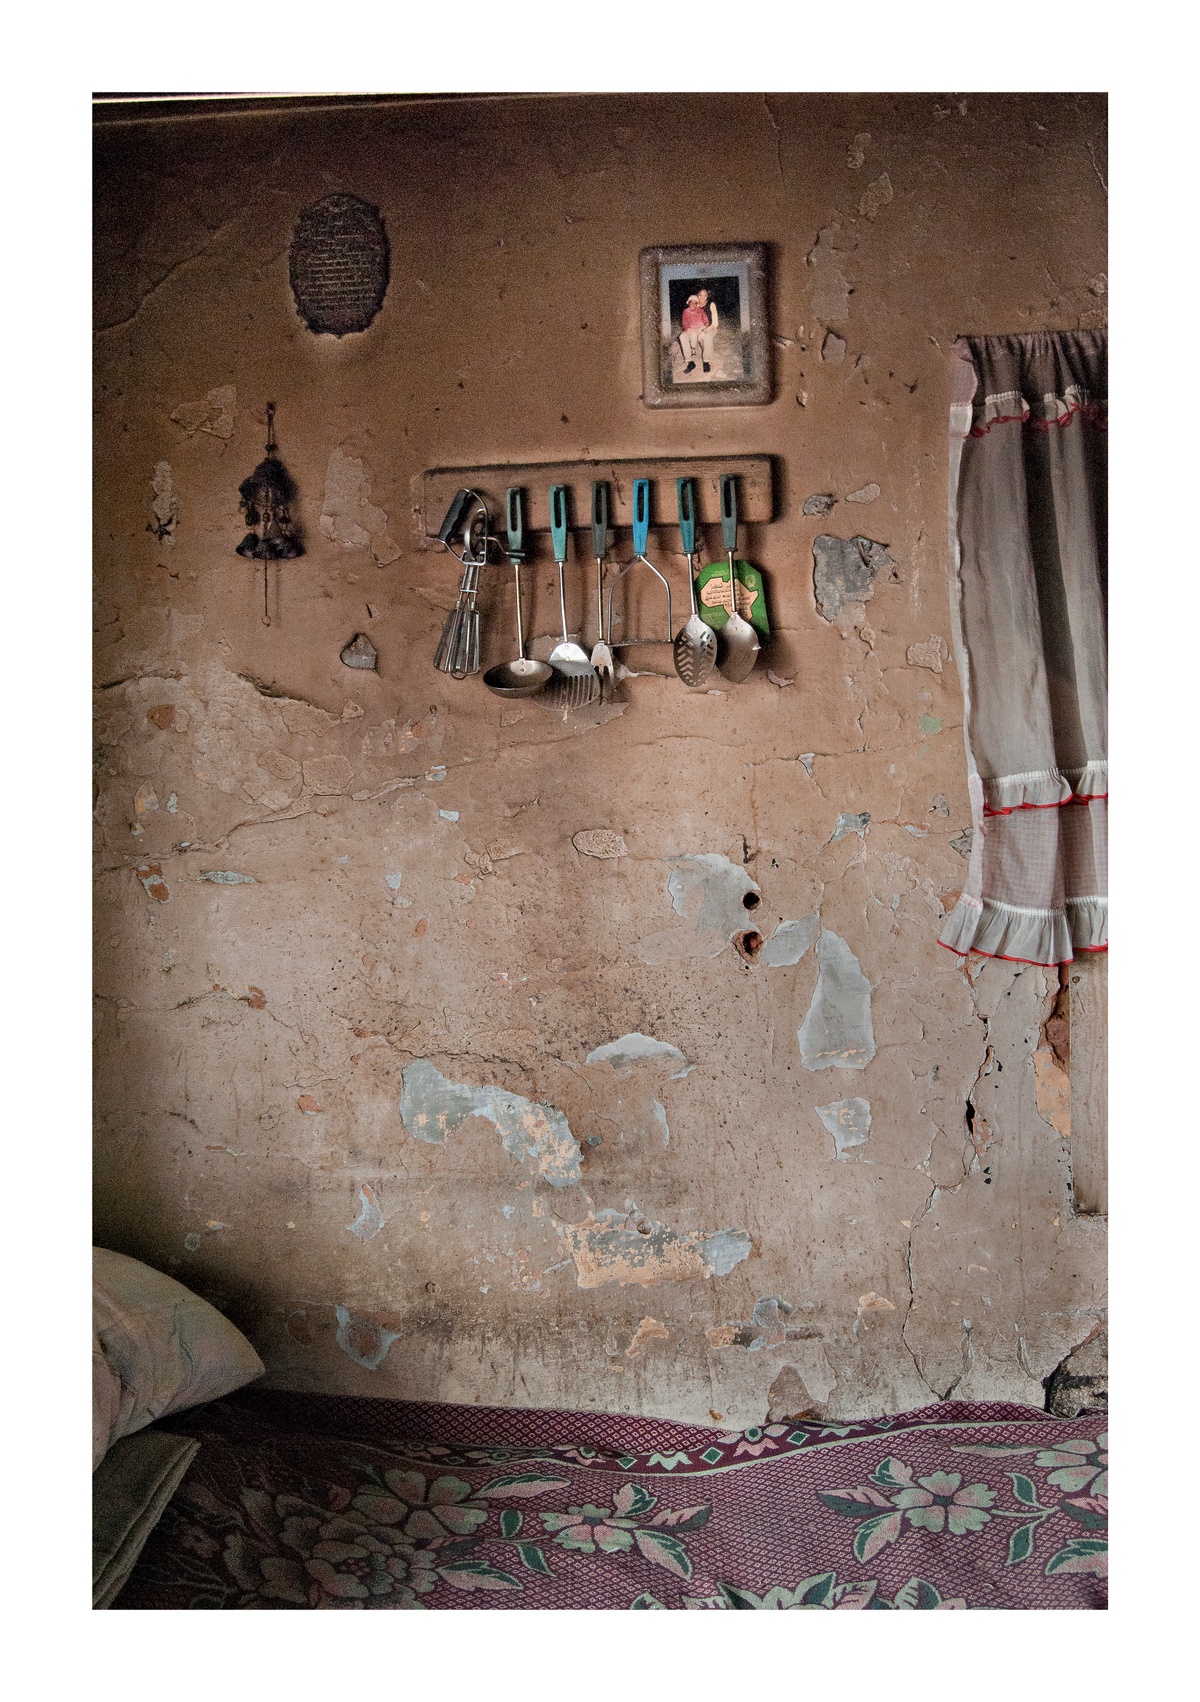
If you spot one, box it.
[412,454,773,548]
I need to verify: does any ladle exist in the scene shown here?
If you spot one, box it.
[671,477,717,688]
[715,473,760,683]
[483,487,552,698]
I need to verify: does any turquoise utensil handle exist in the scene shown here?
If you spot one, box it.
[550,485,569,563]
[506,487,524,558]
[633,478,650,557]
[720,474,738,555]
[676,478,696,557]
[591,481,609,559]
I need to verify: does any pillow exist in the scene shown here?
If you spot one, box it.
[93,1248,264,1470]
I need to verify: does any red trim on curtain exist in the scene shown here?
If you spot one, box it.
[938,939,1109,970]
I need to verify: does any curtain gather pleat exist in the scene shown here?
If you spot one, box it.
[940,331,1107,967]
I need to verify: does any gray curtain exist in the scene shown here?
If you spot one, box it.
[940,331,1107,966]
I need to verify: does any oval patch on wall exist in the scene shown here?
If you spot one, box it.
[289,193,390,336]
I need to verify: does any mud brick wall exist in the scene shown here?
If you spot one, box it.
[94,93,1106,1424]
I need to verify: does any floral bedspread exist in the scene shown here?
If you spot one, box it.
[114,1391,1106,1610]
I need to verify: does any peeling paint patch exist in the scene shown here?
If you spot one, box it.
[183,1233,201,1252]
[572,829,628,859]
[853,1291,896,1337]
[585,1033,693,1077]
[304,754,354,795]
[845,483,880,505]
[625,1316,670,1357]
[907,634,947,673]
[920,714,943,737]
[638,854,760,964]
[802,493,836,517]
[812,535,893,620]
[135,863,170,903]
[766,1365,821,1421]
[555,1209,751,1289]
[134,783,159,815]
[799,754,815,776]
[170,384,236,439]
[821,330,846,364]
[815,1096,872,1159]
[346,1182,385,1241]
[798,931,876,1071]
[858,172,894,219]
[334,1304,401,1370]
[438,809,459,822]
[149,462,179,542]
[1034,1048,1071,1138]
[320,446,400,565]
[197,870,256,884]
[708,1295,812,1352]
[399,1060,583,1186]
[650,1099,670,1146]
[830,810,870,843]
[805,228,852,323]
[846,132,871,169]
[760,915,820,968]
[297,1094,324,1114]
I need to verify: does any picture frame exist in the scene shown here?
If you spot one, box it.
[639,243,771,408]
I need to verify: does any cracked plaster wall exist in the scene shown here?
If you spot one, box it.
[94,93,1106,1427]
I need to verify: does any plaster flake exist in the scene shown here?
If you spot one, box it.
[585,1033,692,1077]
[149,461,179,542]
[399,1060,583,1187]
[556,1209,751,1289]
[638,854,759,964]
[707,1295,809,1352]
[812,535,894,620]
[830,811,870,843]
[346,1182,385,1241]
[797,930,876,1071]
[625,1316,671,1357]
[760,916,820,968]
[858,172,894,219]
[815,1096,873,1159]
[334,1304,400,1370]
[320,447,400,564]
[169,385,236,439]
[907,634,948,673]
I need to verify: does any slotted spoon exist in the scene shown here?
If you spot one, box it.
[672,476,717,688]
[546,483,599,710]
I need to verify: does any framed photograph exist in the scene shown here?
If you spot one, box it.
[639,243,770,408]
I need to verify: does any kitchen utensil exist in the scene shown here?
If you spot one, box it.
[606,477,673,651]
[589,481,614,685]
[546,484,599,710]
[483,488,552,698]
[715,473,760,683]
[434,489,487,678]
[671,477,717,688]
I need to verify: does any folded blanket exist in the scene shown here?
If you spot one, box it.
[93,1430,200,1608]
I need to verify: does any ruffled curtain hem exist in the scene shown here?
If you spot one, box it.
[981,761,1107,815]
[938,894,1107,967]
[950,387,1108,440]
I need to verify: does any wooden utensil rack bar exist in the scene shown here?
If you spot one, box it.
[413,454,774,548]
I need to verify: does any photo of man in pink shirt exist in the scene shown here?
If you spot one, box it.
[679,286,719,374]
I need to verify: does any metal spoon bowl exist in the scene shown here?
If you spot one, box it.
[483,656,552,697]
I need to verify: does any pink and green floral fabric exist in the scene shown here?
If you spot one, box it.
[113,1392,1106,1610]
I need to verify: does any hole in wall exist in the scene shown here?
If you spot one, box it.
[742,891,761,910]
[735,930,765,962]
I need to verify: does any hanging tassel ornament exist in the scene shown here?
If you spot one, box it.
[236,402,304,625]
